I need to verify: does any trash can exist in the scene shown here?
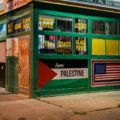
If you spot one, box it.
[6,57,19,93]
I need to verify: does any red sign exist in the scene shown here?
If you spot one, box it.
[6,0,27,12]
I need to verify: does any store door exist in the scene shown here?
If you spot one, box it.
[19,36,30,94]
[0,42,6,88]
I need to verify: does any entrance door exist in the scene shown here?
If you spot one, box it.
[0,42,6,88]
[19,36,30,94]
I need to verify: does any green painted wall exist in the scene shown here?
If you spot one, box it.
[33,2,120,97]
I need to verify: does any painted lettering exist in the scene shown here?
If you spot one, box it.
[61,70,84,77]
[75,23,87,29]
[55,63,64,68]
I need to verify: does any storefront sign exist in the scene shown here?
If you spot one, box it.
[0,23,6,37]
[58,41,71,48]
[7,21,14,35]
[75,39,86,51]
[0,0,3,11]
[7,15,31,35]
[52,68,88,79]
[22,15,31,32]
[75,23,87,29]
[14,18,22,33]
[62,0,120,10]
[39,15,55,30]
[6,0,28,12]
[38,59,88,89]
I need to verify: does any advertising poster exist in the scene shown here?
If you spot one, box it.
[22,15,31,32]
[7,21,14,35]
[38,59,88,89]
[7,15,31,35]
[92,60,120,86]
[0,0,3,11]
[14,18,22,33]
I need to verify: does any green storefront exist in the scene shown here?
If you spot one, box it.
[1,0,120,97]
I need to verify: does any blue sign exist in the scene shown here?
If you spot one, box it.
[62,0,120,10]
[0,23,6,37]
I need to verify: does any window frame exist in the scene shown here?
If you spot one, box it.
[37,9,120,59]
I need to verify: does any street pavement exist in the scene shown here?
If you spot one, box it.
[0,88,120,120]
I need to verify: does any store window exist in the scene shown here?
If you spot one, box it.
[74,18,88,33]
[57,17,72,32]
[106,22,118,35]
[0,23,6,37]
[92,38,105,55]
[106,39,118,55]
[92,20,105,34]
[57,36,72,54]
[74,37,88,54]
[38,15,55,31]
[38,35,55,54]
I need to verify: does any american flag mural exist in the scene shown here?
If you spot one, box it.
[92,60,120,86]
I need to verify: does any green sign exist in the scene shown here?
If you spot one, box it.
[62,0,120,10]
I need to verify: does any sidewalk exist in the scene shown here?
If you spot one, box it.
[0,90,120,120]
[0,87,10,95]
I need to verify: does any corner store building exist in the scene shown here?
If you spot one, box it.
[0,0,120,97]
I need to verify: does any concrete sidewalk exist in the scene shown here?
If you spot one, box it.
[0,90,120,120]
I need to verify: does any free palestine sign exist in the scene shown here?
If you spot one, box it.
[61,0,120,10]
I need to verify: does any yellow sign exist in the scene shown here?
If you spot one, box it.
[7,22,14,34]
[22,17,31,30]
[39,17,55,23]
[15,23,22,30]
[76,39,86,51]
[39,16,55,29]
[41,41,55,48]
[58,41,71,48]
[75,23,87,29]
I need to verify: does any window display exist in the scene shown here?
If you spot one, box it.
[38,15,55,31]
[57,36,72,54]
[74,37,88,54]
[74,18,88,33]
[38,35,55,54]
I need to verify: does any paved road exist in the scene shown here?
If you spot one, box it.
[0,89,120,120]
